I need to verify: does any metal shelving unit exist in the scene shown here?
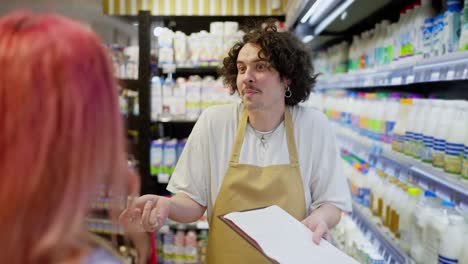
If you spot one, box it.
[316,51,468,90]
[351,203,414,264]
[337,133,468,207]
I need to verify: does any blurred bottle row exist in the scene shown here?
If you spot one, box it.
[314,0,468,76]
[341,150,468,264]
[305,92,468,181]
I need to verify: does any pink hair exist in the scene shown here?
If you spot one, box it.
[0,11,129,263]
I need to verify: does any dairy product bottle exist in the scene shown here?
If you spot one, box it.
[381,178,396,229]
[421,100,443,163]
[384,94,401,148]
[459,0,468,51]
[416,100,432,160]
[459,212,468,264]
[445,101,467,175]
[390,183,407,239]
[423,200,453,264]
[443,0,462,53]
[413,99,431,159]
[432,14,446,57]
[433,101,456,169]
[460,102,468,181]
[410,190,438,263]
[370,169,385,220]
[438,210,465,264]
[415,0,436,57]
[405,99,419,156]
[393,99,413,153]
[400,187,421,252]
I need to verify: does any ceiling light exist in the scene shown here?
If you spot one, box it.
[302,35,315,43]
[314,0,354,36]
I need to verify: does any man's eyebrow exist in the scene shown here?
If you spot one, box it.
[236,59,269,64]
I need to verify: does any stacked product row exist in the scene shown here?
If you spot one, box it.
[331,213,385,264]
[151,75,239,120]
[305,92,468,181]
[150,138,186,182]
[341,151,468,264]
[314,0,468,76]
[156,21,243,67]
[155,225,208,264]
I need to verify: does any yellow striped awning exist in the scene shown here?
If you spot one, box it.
[103,0,286,16]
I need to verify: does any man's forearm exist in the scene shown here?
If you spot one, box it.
[168,192,207,223]
[309,203,342,228]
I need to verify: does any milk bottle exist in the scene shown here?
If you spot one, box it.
[404,99,419,156]
[445,101,467,176]
[460,102,468,181]
[438,209,465,264]
[393,99,413,153]
[423,200,453,264]
[400,187,421,253]
[433,101,456,169]
[421,99,443,163]
[410,190,438,263]
[459,212,468,264]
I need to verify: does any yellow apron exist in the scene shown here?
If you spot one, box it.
[206,109,307,264]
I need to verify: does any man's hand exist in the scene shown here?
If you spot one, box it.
[301,203,342,245]
[119,194,171,233]
[301,214,330,245]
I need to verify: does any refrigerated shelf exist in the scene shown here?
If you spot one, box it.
[351,202,414,264]
[317,51,468,90]
[337,133,468,207]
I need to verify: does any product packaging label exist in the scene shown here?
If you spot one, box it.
[438,254,459,264]
[433,138,447,168]
[444,143,464,174]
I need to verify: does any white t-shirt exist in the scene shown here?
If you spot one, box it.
[167,103,352,219]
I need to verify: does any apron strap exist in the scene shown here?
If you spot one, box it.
[229,107,300,167]
[229,109,249,164]
[284,109,300,167]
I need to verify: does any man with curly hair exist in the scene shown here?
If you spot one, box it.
[122,21,351,263]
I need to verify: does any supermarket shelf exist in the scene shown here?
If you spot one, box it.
[118,78,140,91]
[154,115,198,123]
[351,203,414,264]
[159,66,220,76]
[316,51,468,90]
[338,133,468,205]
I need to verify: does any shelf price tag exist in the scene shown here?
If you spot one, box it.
[446,70,455,80]
[391,76,402,85]
[430,71,440,81]
[405,75,415,84]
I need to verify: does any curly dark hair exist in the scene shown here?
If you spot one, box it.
[220,20,317,106]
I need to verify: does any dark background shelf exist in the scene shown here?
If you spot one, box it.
[118,78,140,91]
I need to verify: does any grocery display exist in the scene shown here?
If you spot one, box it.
[5,0,465,263]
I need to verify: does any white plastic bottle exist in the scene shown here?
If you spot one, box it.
[433,101,456,169]
[444,101,467,176]
[414,100,431,159]
[438,209,466,264]
[410,190,438,263]
[393,99,413,153]
[400,187,421,253]
[405,99,419,156]
[423,200,453,264]
[421,99,443,163]
[459,212,468,264]
[443,0,462,54]
[461,102,468,181]
[416,100,431,160]
[459,0,468,51]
